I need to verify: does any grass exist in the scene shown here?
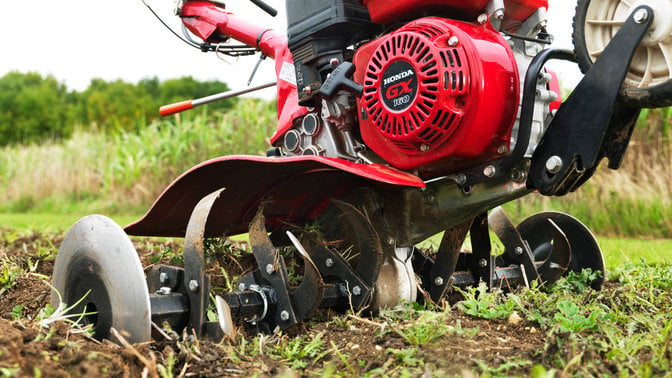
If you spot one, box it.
[0,98,276,215]
[0,213,141,232]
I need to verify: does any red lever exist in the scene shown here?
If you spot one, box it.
[159,100,194,117]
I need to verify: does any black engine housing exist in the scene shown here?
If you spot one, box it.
[286,0,380,106]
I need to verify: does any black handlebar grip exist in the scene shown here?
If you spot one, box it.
[249,0,278,16]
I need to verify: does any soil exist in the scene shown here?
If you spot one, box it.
[0,231,548,377]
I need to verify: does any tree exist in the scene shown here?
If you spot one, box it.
[0,72,72,145]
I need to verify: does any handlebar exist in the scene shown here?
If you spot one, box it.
[249,0,277,17]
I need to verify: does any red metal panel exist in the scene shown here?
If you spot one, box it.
[124,155,424,238]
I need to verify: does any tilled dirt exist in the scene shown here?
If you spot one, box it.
[0,231,548,376]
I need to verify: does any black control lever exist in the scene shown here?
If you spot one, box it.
[320,62,364,99]
[249,0,278,16]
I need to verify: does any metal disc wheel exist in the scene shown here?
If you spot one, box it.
[51,215,151,343]
[517,211,605,289]
[573,0,672,107]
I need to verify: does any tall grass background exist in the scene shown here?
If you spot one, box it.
[0,98,275,215]
[1,100,670,238]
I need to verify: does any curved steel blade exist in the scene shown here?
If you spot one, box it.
[286,231,324,321]
[536,219,571,285]
[331,200,384,287]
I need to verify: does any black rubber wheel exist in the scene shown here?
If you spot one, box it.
[573,0,672,108]
[51,215,151,343]
[517,211,605,289]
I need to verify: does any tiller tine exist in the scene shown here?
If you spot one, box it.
[184,188,226,338]
[331,199,383,288]
[285,231,325,321]
[536,219,572,284]
[243,213,325,330]
[489,206,571,287]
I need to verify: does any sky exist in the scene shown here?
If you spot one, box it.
[0,0,580,100]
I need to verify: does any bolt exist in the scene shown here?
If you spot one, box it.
[159,272,169,284]
[494,9,505,20]
[325,258,334,268]
[633,8,649,24]
[478,258,488,268]
[266,263,275,275]
[477,13,489,25]
[329,57,340,66]
[280,310,290,321]
[455,173,467,185]
[158,287,172,295]
[497,145,508,155]
[238,283,246,291]
[352,286,362,296]
[515,246,524,255]
[420,143,430,152]
[387,236,395,246]
[510,169,526,183]
[448,36,459,47]
[545,155,563,174]
[434,276,444,286]
[483,165,496,177]
[303,85,312,94]
[188,280,199,292]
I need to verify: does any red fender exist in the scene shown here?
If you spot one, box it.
[124,155,425,238]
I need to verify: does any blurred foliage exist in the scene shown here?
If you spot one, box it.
[0,72,72,145]
[0,71,236,145]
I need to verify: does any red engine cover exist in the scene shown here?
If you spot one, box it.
[353,17,519,173]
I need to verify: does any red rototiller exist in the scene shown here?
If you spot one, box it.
[52,0,672,342]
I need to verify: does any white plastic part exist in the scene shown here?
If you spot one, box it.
[584,0,672,88]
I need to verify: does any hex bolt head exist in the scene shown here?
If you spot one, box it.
[455,173,467,185]
[158,287,172,295]
[478,258,488,268]
[434,276,444,286]
[497,145,508,155]
[188,280,199,292]
[159,272,169,284]
[280,310,290,321]
[545,155,563,174]
[238,283,246,291]
[329,57,340,66]
[352,286,362,296]
[483,165,496,177]
[515,246,524,255]
[633,8,649,24]
[325,258,334,268]
[448,36,459,47]
[477,13,488,25]
[420,143,430,152]
[494,9,505,20]
[266,263,275,275]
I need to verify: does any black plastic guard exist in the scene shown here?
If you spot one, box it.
[528,6,652,196]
